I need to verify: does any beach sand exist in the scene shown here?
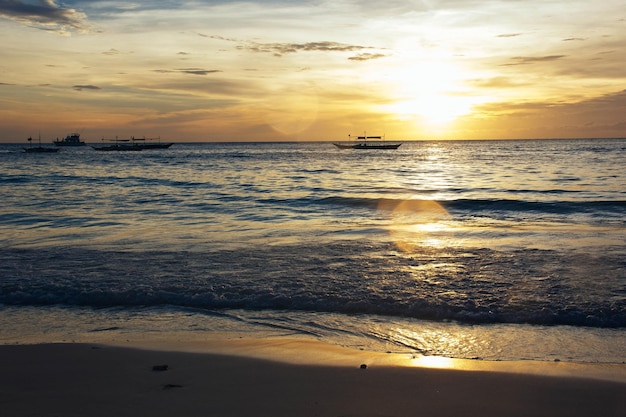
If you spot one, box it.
[1,339,624,417]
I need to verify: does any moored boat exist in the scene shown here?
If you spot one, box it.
[24,136,59,153]
[91,136,173,151]
[131,136,173,149]
[91,138,142,151]
[333,133,401,150]
[54,133,85,146]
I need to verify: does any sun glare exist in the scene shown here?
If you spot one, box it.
[390,96,475,126]
[381,60,479,127]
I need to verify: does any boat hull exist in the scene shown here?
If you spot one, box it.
[54,142,86,146]
[24,147,59,153]
[334,143,401,150]
[91,143,173,151]
[91,145,143,151]
[136,143,173,149]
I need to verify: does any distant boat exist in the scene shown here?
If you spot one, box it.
[91,138,142,151]
[24,135,59,153]
[91,136,173,151]
[130,136,174,150]
[334,134,401,150]
[54,133,85,146]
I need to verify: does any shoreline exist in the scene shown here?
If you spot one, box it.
[103,335,626,383]
[1,339,624,417]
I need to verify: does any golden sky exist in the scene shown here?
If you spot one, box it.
[1,1,625,142]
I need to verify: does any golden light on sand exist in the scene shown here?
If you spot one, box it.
[412,355,455,369]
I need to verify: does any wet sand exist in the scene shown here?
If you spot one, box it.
[1,339,624,417]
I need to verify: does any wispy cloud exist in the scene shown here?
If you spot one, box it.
[471,88,626,138]
[208,34,237,42]
[73,85,101,91]
[239,41,373,57]
[153,68,222,76]
[468,76,530,89]
[0,0,92,34]
[501,55,567,66]
[348,53,386,61]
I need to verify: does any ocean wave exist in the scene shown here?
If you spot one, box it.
[2,280,622,328]
[1,140,624,330]
[313,196,626,215]
[0,175,33,184]
[1,245,624,328]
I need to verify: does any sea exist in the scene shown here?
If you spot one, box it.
[1,139,624,364]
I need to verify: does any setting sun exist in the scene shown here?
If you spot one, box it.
[381,60,479,127]
[386,95,476,126]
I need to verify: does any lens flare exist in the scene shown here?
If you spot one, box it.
[381,199,452,252]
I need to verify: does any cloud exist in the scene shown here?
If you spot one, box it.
[577,88,626,108]
[154,68,222,76]
[142,76,259,99]
[500,55,567,66]
[179,68,221,76]
[468,76,530,89]
[208,34,238,42]
[473,89,626,137]
[348,53,386,61]
[0,0,91,34]
[73,85,101,91]
[240,41,372,57]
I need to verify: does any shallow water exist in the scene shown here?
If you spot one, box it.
[1,139,625,362]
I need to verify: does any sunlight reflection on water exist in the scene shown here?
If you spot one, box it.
[1,141,624,364]
[382,199,454,252]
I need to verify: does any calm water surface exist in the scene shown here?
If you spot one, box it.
[1,139,624,363]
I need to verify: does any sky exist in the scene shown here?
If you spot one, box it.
[1,0,625,142]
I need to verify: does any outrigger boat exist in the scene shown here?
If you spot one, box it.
[91,137,142,151]
[54,132,85,146]
[24,135,59,153]
[130,136,173,149]
[334,133,401,150]
[91,136,173,151]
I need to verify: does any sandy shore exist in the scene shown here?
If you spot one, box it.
[1,340,624,417]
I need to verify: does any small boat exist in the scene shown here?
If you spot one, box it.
[130,136,173,150]
[91,138,143,151]
[24,136,59,153]
[54,132,85,146]
[91,136,173,151]
[334,134,401,150]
